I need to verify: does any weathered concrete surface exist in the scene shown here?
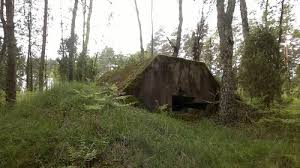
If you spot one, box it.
[121,55,220,110]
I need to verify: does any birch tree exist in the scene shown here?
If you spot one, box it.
[216,0,236,123]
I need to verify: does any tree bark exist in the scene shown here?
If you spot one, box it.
[0,0,7,66]
[151,0,154,57]
[25,0,33,91]
[240,0,249,40]
[173,0,183,57]
[134,0,144,58]
[82,0,86,51]
[69,0,79,81]
[39,0,48,91]
[278,0,285,46]
[83,0,93,59]
[263,0,269,28]
[5,0,17,103]
[78,0,93,81]
[216,0,236,123]
[193,12,206,61]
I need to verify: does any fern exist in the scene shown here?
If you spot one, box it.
[74,84,138,111]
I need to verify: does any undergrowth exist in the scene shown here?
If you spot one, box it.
[0,83,299,167]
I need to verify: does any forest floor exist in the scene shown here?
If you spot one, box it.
[0,83,299,168]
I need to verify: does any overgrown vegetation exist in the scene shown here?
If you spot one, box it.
[0,83,299,167]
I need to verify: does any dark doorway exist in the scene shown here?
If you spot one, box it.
[172,95,207,111]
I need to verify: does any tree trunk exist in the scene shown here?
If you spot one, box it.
[69,0,79,81]
[193,12,206,62]
[82,0,86,51]
[151,0,154,57]
[263,0,269,28]
[78,0,93,81]
[5,0,17,103]
[25,0,33,91]
[39,0,48,91]
[83,0,93,64]
[173,0,183,57]
[278,0,285,46]
[0,0,7,66]
[240,0,249,40]
[134,0,144,58]
[216,0,236,123]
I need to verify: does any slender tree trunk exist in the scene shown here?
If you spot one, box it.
[173,0,183,57]
[5,0,17,103]
[25,0,33,91]
[69,0,79,81]
[82,0,86,51]
[193,11,206,61]
[263,0,269,28]
[0,0,7,66]
[240,0,249,40]
[78,0,93,81]
[0,0,6,91]
[134,0,144,58]
[39,0,48,91]
[60,6,67,80]
[151,0,154,57]
[278,0,285,46]
[216,0,236,123]
[83,0,93,57]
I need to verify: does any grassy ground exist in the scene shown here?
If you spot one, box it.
[0,83,299,168]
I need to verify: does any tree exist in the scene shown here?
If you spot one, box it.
[240,27,284,107]
[0,0,7,91]
[147,28,173,56]
[134,0,144,58]
[150,0,154,57]
[216,0,236,123]
[263,0,270,27]
[172,0,183,57]
[82,0,87,49]
[68,0,79,81]
[239,0,249,40]
[278,0,286,46]
[57,38,69,81]
[78,0,93,81]
[202,38,214,70]
[192,12,207,61]
[4,0,18,103]
[23,0,34,91]
[39,0,48,91]
[182,32,193,59]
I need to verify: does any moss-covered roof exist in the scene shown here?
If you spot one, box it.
[99,55,211,92]
[99,55,156,91]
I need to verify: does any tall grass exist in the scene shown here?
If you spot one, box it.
[0,83,298,167]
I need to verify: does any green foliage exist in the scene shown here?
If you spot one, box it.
[291,65,300,97]
[97,46,127,75]
[146,28,173,56]
[68,137,108,166]
[240,27,284,107]
[76,83,137,111]
[293,29,300,38]
[0,83,299,167]
[0,89,5,107]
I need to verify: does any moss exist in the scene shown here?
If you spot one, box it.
[99,56,156,91]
